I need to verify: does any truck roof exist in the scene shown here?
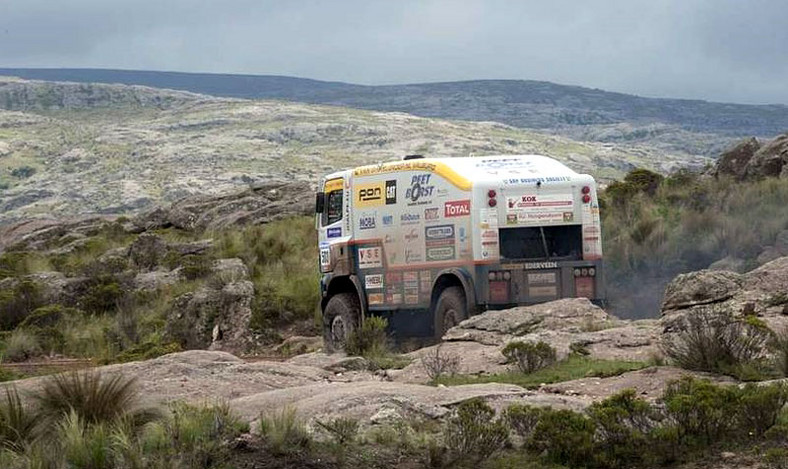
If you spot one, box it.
[338,155,586,190]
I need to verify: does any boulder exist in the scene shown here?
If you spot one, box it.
[660,270,743,312]
[745,133,788,179]
[133,269,183,291]
[711,137,760,179]
[165,280,255,353]
[442,298,611,345]
[211,258,250,282]
[133,181,313,232]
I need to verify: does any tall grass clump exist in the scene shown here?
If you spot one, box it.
[258,407,311,455]
[0,387,37,452]
[33,371,160,429]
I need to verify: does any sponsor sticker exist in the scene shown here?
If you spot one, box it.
[506,214,517,225]
[426,246,455,261]
[358,247,383,269]
[368,293,384,305]
[385,180,397,205]
[404,228,419,243]
[401,213,421,225]
[382,215,393,226]
[386,272,403,283]
[359,212,376,230]
[320,247,330,268]
[403,271,419,283]
[424,207,439,221]
[327,227,342,238]
[444,200,470,217]
[365,274,383,289]
[425,224,454,240]
[405,174,435,205]
[355,182,385,207]
[419,271,431,292]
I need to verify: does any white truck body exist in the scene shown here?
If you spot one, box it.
[316,155,604,339]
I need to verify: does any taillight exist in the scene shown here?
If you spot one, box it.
[488,189,497,207]
[581,186,591,194]
[582,194,591,203]
[581,185,591,203]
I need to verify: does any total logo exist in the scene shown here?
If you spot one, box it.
[445,200,470,217]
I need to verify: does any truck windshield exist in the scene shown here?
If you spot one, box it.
[499,225,582,260]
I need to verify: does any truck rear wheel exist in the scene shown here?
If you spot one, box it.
[323,292,360,353]
[434,286,467,340]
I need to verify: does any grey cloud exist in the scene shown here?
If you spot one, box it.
[0,0,786,104]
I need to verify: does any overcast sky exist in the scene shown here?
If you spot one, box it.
[1,0,787,104]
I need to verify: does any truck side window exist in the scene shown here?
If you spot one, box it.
[323,190,343,226]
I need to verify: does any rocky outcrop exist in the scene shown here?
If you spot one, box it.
[132,181,313,231]
[165,264,255,353]
[745,133,788,180]
[711,137,760,179]
[660,270,744,310]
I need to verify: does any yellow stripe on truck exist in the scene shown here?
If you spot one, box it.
[324,178,344,193]
[352,160,472,190]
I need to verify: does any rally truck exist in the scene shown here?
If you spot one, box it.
[315,154,604,351]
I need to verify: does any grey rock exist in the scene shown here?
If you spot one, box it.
[711,137,760,179]
[745,133,788,179]
[660,270,744,312]
[133,270,183,291]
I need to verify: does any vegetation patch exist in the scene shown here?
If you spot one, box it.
[433,355,647,388]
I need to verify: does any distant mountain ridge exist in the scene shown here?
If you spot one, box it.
[2,68,787,143]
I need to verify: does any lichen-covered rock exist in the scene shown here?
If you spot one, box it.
[745,133,788,179]
[660,270,744,312]
[128,233,168,270]
[711,137,760,179]
[165,280,255,353]
[708,256,747,273]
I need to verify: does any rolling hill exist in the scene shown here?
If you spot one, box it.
[2,68,787,156]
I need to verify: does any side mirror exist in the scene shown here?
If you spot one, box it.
[315,192,325,214]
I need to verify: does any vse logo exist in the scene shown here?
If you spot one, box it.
[356,183,385,207]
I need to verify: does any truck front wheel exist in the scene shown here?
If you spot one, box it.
[323,292,360,353]
[434,286,467,340]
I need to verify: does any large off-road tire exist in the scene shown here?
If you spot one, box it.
[323,292,360,353]
[434,286,467,341]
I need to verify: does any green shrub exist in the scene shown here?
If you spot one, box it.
[180,254,213,280]
[624,168,664,196]
[770,327,788,377]
[444,398,508,464]
[33,371,160,429]
[1,329,41,362]
[346,316,389,357]
[0,280,43,330]
[738,383,788,436]
[660,306,770,376]
[80,276,124,314]
[661,376,740,446]
[315,416,360,445]
[258,407,311,455]
[113,341,181,364]
[0,387,37,452]
[765,447,788,469]
[587,389,656,467]
[527,408,595,467]
[501,341,556,374]
[503,404,544,440]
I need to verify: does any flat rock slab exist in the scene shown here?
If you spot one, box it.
[541,366,737,401]
[5,351,334,405]
[229,381,590,424]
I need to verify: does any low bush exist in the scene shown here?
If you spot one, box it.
[80,276,124,314]
[0,280,43,330]
[258,407,311,455]
[660,306,771,377]
[527,408,596,467]
[587,389,656,467]
[737,383,788,436]
[771,327,788,377]
[346,316,389,357]
[33,371,160,429]
[501,341,557,374]
[661,376,740,446]
[1,328,42,362]
[421,344,461,381]
[443,398,508,464]
[503,404,543,440]
[315,416,360,445]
